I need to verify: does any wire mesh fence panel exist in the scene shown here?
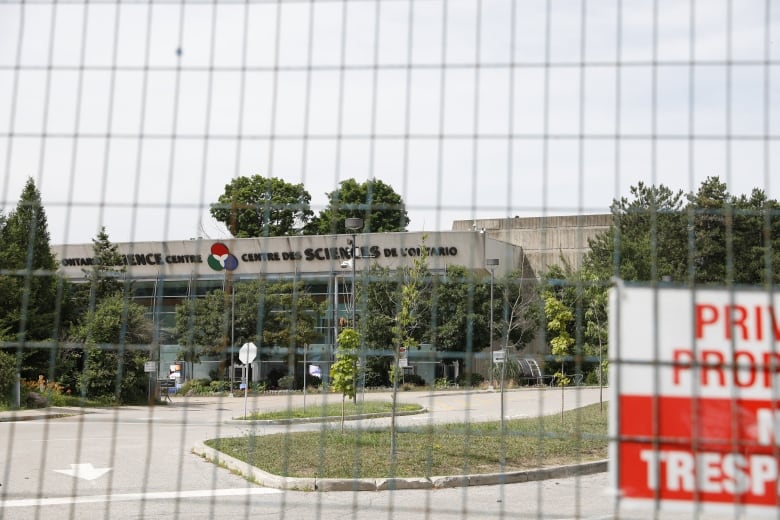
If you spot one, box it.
[0,0,778,519]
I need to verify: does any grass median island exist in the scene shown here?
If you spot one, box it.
[207,403,608,479]
[241,401,423,421]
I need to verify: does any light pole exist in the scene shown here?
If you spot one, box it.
[345,217,363,328]
[486,258,499,389]
[345,217,363,404]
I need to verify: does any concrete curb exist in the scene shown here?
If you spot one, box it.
[192,440,607,492]
[225,408,426,426]
[0,407,85,423]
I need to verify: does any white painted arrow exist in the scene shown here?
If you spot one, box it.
[54,463,112,481]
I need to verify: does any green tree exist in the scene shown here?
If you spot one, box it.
[308,178,410,235]
[686,177,780,285]
[69,226,128,320]
[390,238,429,458]
[544,292,575,421]
[210,175,314,237]
[175,278,321,376]
[67,294,152,402]
[730,189,780,286]
[0,178,64,379]
[58,227,129,390]
[586,181,687,282]
[584,176,780,286]
[175,290,230,362]
[86,226,127,301]
[330,328,360,431]
[429,265,488,359]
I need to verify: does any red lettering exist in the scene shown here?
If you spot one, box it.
[701,350,725,386]
[695,303,780,341]
[771,306,780,341]
[673,349,693,385]
[763,352,780,388]
[696,304,719,339]
[733,351,756,387]
[672,348,780,388]
[726,305,749,341]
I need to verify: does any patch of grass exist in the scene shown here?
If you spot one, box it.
[206,403,608,479]
[242,401,422,420]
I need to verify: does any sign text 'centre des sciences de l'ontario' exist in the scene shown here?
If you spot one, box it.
[610,285,780,516]
[56,238,461,275]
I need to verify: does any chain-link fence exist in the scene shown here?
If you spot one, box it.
[1,1,778,518]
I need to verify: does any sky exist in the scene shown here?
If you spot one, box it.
[0,0,778,245]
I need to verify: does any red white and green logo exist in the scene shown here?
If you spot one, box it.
[207,243,238,271]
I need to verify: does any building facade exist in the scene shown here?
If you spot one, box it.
[52,216,612,385]
[53,230,522,384]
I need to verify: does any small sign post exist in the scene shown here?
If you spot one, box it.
[144,361,157,402]
[611,285,780,517]
[238,343,257,419]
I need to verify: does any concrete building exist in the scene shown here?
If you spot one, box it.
[52,215,612,386]
[452,214,613,276]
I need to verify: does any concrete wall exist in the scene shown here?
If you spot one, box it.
[452,214,612,275]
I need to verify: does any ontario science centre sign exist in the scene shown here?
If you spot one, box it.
[52,231,497,279]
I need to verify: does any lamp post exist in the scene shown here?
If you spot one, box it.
[345,217,363,328]
[345,217,363,404]
[486,258,499,389]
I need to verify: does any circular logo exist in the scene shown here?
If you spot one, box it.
[207,242,238,271]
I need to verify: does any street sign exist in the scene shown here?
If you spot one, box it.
[492,350,506,363]
[144,361,157,373]
[239,342,257,364]
[610,285,780,516]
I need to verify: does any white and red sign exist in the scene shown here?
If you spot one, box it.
[610,285,780,516]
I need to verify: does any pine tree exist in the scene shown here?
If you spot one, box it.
[0,178,63,378]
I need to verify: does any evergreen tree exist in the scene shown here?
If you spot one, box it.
[86,226,126,301]
[67,294,152,402]
[0,178,63,378]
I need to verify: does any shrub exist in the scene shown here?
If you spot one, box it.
[434,378,452,389]
[179,378,209,395]
[0,351,17,405]
[277,375,296,390]
[209,380,231,393]
[402,374,427,387]
[266,368,286,389]
[302,375,321,388]
[456,372,485,387]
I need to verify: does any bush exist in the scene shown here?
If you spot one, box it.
[0,351,16,405]
[277,375,296,390]
[179,378,209,395]
[364,357,390,387]
[585,366,608,386]
[266,368,286,389]
[251,381,269,392]
[302,375,321,388]
[209,380,231,393]
[402,374,427,387]
[434,378,452,389]
[456,372,485,387]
